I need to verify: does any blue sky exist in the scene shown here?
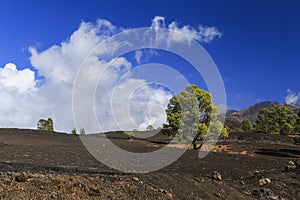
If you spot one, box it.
[0,0,300,130]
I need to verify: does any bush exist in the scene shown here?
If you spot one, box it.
[71,128,77,135]
[123,131,134,139]
[294,137,300,145]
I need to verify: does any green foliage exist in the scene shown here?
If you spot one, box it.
[221,127,229,138]
[163,84,227,145]
[146,125,154,130]
[256,105,297,135]
[37,118,54,132]
[123,131,134,139]
[294,109,300,133]
[241,118,253,132]
[294,137,300,145]
[71,128,77,135]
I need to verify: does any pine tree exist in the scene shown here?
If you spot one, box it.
[241,117,253,132]
[163,84,227,145]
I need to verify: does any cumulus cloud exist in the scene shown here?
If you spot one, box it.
[285,89,300,105]
[0,63,36,93]
[0,16,222,132]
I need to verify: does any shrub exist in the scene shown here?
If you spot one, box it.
[123,131,134,139]
[294,137,300,145]
[71,128,77,135]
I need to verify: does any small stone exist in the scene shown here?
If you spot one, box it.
[243,190,252,196]
[268,195,279,200]
[212,171,222,181]
[15,173,28,182]
[159,189,167,194]
[214,192,221,197]
[287,161,296,170]
[258,178,267,185]
[265,178,271,184]
[132,177,139,182]
[166,192,173,199]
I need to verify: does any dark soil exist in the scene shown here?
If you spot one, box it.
[0,128,299,199]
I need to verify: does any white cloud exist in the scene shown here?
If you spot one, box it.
[0,17,222,132]
[0,63,36,93]
[134,50,143,64]
[151,16,166,32]
[198,25,222,43]
[150,16,222,46]
[285,89,300,105]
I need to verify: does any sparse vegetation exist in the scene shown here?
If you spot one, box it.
[123,131,134,139]
[37,118,54,132]
[255,105,297,135]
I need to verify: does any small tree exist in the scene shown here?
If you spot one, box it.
[71,128,77,135]
[146,125,154,130]
[37,118,54,132]
[241,117,253,132]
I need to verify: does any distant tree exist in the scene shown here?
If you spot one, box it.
[123,131,134,139]
[241,118,253,132]
[71,128,77,135]
[256,105,297,135]
[294,109,300,133]
[37,118,53,132]
[146,125,154,130]
[37,118,54,132]
[163,84,228,146]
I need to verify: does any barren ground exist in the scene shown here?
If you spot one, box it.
[0,128,299,199]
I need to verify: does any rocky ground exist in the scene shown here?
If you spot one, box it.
[0,128,299,199]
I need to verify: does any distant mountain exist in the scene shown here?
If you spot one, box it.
[228,101,280,123]
[226,109,239,115]
[225,101,300,130]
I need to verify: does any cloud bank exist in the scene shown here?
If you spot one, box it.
[0,16,222,132]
